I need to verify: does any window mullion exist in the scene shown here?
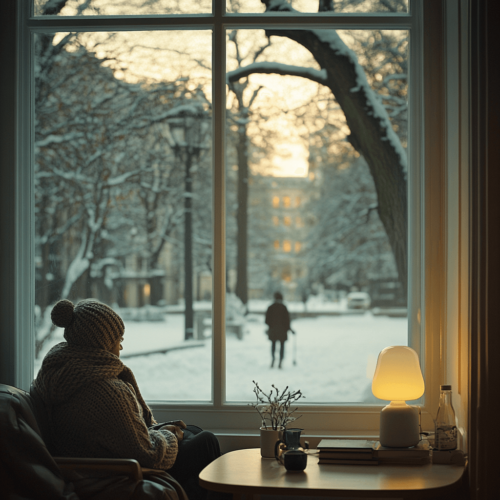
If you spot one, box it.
[17,0,35,390]
[407,0,424,370]
[212,0,226,408]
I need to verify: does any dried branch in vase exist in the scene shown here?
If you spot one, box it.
[250,380,305,430]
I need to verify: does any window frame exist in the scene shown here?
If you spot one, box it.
[9,0,449,438]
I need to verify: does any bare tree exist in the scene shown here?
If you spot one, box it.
[227,28,275,306]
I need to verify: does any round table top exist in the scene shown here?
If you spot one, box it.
[199,448,465,498]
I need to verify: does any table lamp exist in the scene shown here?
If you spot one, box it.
[371,346,425,448]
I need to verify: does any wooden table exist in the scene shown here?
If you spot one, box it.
[199,448,465,499]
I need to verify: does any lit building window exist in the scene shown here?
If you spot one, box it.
[284,216,291,226]
[283,240,292,252]
[272,196,280,208]
[273,216,279,226]
[273,240,280,250]
[283,196,291,208]
[282,272,292,282]
[295,242,302,252]
[295,196,301,207]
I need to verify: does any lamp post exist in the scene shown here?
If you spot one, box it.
[170,106,210,340]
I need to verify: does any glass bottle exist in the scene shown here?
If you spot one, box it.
[434,384,457,450]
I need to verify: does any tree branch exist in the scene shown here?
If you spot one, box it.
[227,62,327,86]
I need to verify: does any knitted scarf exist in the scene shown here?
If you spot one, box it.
[32,342,178,470]
[35,342,154,425]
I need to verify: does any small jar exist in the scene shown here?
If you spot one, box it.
[434,384,457,450]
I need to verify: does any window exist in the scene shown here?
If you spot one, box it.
[283,196,291,208]
[283,216,291,226]
[283,240,292,253]
[272,216,279,226]
[7,0,451,435]
[273,240,280,250]
[295,242,302,253]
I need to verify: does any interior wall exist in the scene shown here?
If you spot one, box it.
[445,0,469,453]
[0,0,17,387]
[468,0,500,498]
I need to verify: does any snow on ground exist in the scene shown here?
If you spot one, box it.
[224,312,406,404]
[36,309,407,404]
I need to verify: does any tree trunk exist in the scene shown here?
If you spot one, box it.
[150,274,164,306]
[235,124,249,306]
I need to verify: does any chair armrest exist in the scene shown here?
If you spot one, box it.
[53,457,143,481]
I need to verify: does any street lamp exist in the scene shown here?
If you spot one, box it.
[169,105,210,340]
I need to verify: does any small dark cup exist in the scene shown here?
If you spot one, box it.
[283,450,307,471]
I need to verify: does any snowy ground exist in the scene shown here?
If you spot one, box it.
[36,305,407,404]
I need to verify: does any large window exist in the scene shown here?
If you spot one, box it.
[34,28,213,401]
[224,26,409,403]
[15,0,439,433]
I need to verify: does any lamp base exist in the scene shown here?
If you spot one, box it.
[379,401,420,448]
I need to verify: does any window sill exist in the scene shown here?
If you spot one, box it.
[213,430,380,454]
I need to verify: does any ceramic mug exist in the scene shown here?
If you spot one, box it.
[282,450,308,471]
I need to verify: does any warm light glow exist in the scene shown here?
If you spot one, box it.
[283,196,291,208]
[268,143,309,177]
[372,346,425,401]
[272,196,280,208]
[284,216,291,226]
[273,240,280,250]
[295,241,302,252]
[283,240,292,252]
[143,283,151,298]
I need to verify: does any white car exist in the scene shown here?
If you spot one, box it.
[347,292,371,310]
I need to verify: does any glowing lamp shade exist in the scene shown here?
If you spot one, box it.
[372,346,425,401]
[372,346,425,448]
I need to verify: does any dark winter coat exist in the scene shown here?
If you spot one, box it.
[265,301,291,342]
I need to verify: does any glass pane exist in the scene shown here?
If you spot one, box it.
[225,28,408,403]
[34,0,211,16]
[227,0,408,13]
[34,30,213,402]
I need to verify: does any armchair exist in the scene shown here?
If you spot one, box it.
[0,384,187,500]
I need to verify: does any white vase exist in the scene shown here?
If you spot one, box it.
[260,426,283,459]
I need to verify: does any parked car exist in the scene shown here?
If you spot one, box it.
[347,292,371,310]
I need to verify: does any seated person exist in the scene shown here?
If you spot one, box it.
[32,298,222,500]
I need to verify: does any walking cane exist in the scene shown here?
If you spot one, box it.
[292,329,297,366]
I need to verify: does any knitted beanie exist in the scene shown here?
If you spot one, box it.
[51,299,124,351]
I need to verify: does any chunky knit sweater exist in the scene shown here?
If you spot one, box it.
[32,342,178,470]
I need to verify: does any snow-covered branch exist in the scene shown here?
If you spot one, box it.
[227,62,328,86]
[36,132,84,148]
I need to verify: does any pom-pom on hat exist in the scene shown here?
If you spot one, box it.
[51,299,124,351]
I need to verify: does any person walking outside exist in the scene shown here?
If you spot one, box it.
[265,291,295,369]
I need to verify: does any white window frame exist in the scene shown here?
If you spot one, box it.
[10,0,452,442]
